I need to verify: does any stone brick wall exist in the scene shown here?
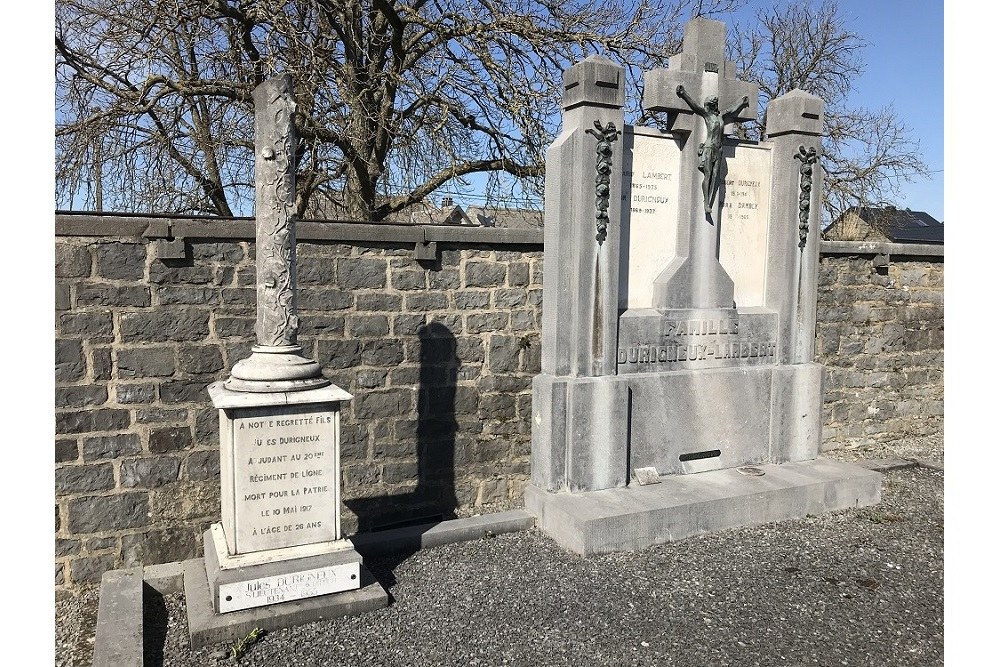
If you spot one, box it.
[55,217,542,590]
[54,217,944,592]
[815,244,944,447]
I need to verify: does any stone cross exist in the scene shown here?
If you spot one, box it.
[226,75,328,392]
[643,18,758,310]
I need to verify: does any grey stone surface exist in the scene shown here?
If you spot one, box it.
[119,311,209,342]
[858,458,918,473]
[526,458,881,554]
[122,527,202,568]
[70,555,118,585]
[95,243,146,281]
[91,568,143,667]
[76,284,151,308]
[67,493,150,534]
[184,557,388,649]
[82,434,141,460]
[116,346,175,378]
[57,409,129,436]
[55,464,116,494]
[337,257,388,289]
[148,426,193,453]
[203,532,364,612]
[55,385,109,408]
[55,339,86,382]
[55,242,92,278]
[143,561,186,594]
[56,439,79,463]
[120,457,181,488]
[351,509,534,556]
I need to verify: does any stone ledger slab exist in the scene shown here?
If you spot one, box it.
[91,568,143,667]
[525,458,881,555]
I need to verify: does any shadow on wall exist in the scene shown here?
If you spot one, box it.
[343,321,459,587]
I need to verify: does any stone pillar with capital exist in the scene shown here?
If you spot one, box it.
[532,55,631,493]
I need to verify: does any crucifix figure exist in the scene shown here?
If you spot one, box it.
[640,17,758,310]
[675,85,750,214]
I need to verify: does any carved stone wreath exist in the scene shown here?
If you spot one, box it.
[585,120,621,244]
[793,145,819,249]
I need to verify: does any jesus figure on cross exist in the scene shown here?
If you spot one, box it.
[676,84,750,214]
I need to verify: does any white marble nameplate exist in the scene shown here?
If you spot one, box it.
[718,143,772,307]
[231,403,340,552]
[218,562,361,613]
[620,130,773,309]
[619,128,682,309]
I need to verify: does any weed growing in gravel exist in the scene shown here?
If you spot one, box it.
[229,627,265,660]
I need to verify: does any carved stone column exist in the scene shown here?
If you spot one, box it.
[226,75,328,392]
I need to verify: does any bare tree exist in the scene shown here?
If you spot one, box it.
[56,0,746,220]
[727,0,931,226]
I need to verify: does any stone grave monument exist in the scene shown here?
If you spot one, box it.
[526,18,881,554]
[185,75,387,648]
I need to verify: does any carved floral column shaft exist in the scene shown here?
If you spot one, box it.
[225,75,328,393]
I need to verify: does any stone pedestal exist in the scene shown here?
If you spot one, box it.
[185,383,388,645]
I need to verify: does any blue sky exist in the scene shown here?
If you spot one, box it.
[736,0,944,221]
[818,0,944,221]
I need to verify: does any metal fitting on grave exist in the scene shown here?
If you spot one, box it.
[585,120,621,243]
[794,145,820,248]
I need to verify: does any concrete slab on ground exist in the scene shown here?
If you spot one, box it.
[92,567,143,667]
[525,457,881,555]
[350,509,534,557]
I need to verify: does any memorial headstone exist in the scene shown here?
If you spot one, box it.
[185,75,387,647]
[526,18,881,554]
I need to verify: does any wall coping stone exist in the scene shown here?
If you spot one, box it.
[54,212,544,246]
[820,240,944,259]
[55,214,945,261]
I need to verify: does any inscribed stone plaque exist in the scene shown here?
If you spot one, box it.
[718,143,772,307]
[620,128,682,309]
[230,403,340,552]
[617,308,778,373]
[218,561,360,613]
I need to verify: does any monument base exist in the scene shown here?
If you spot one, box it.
[185,556,388,650]
[531,362,824,491]
[525,458,881,555]
[202,525,364,613]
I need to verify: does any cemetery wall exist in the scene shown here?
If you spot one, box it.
[54,215,943,590]
[816,242,945,447]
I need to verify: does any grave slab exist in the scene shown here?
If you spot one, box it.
[525,458,882,555]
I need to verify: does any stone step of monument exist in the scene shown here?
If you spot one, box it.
[350,509,535,557]
[526,458,881,555]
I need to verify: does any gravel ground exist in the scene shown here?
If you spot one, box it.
[55,436,943,667]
